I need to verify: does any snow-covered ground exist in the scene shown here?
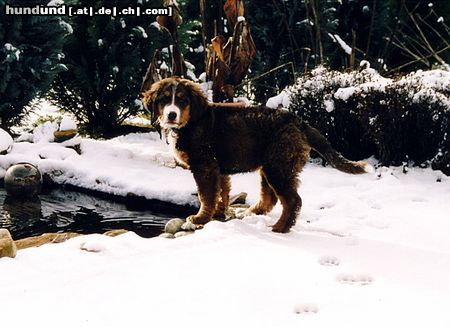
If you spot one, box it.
[1,124,450,326]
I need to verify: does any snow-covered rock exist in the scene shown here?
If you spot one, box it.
[0,128,13,154]
[59,116,77,131]
[33,121,58,143]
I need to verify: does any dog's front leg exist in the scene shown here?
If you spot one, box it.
[187,166,220,225]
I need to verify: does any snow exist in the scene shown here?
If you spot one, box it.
[333,34,352,55]
[323,98,335,112]
[47,0,64,5]
[266,90,291,109]
[159,62,168,72]
[1,143,450,326]
[135,26,148,38]
[0,129,13,153]
[59,20,73,34]
[284,66,450,110]
[234,96,251,107]
[334,86,357,101]
[4,43,21,61]
[0,131,196,206]
[59,116,77,131]
[150,21,161,30]
[193,44,204,53]
[32,121,58,143]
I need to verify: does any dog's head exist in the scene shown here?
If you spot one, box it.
[141,77,208,129]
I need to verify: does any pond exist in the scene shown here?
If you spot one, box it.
[0,186,196,240]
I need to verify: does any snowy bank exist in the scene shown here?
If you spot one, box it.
[0,132,199,207]
[1,163,450,327]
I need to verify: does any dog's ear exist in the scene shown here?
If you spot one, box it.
[180,79,209,122]
[141,81,164,126]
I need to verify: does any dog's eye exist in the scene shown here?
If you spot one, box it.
[157,94,171,103]
[177,97,188,106]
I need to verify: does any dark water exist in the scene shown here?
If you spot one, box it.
[0,186,195,240]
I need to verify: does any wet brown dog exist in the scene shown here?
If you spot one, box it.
[141,77,372,233]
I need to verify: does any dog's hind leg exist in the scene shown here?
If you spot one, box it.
[262,125,308,233]
[247,169,278,215]
[264,170,302,233]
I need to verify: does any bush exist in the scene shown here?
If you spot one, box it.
[0,0,69,130]
[285,64,450,174]
[48,0,170,137]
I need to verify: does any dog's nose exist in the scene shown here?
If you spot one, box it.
[168,111,177,121]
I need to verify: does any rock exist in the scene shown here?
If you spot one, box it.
[230,203,250,209]
[53,129,77,142]
[15,232,81,250]
[174,231,194,238]
[4,163,43,198]
[229,192,248,205]
[103,229,129,237]
[0,229,17,258]
[164,218,185,234]
[159,233,175,239]
[0,128,13,154]
[181,221,197,231]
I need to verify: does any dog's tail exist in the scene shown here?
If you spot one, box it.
[301,121,374,174]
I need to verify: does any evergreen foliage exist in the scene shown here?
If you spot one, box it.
[0,0,68,130]
[48,0,170,136]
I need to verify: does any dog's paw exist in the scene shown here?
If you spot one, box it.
[271,223,290,233]
[186,214,211,225]
[234,207,253,219]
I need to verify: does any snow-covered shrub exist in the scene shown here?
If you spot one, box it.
[287,65,450,173]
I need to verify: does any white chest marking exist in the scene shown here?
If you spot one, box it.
[168,132,189,168]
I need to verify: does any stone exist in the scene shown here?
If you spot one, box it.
[229,192,248,205]
[15,232,81,250]
[0,229,17,258]
[174,231,194,238]
[103,229,129,237]
[4,163,43,198]
[159,233,175,239]
[181,221,197,231]
[164,218,185,234]
[53,129,78,142]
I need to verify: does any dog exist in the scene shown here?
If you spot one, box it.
[141,77,372,233]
